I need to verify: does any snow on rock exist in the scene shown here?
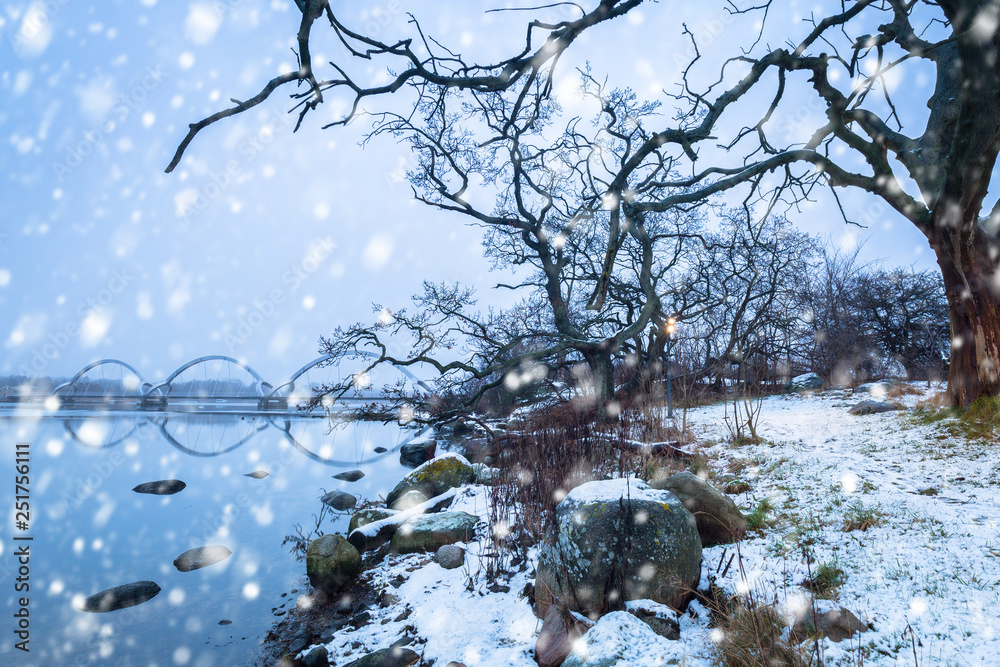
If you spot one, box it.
[561,611,686,666]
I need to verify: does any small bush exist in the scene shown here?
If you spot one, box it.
[746,497,775,534]
[842,501,885,532]
[887,383,923,398]
[713,599,808,667]
[803,559,846,599]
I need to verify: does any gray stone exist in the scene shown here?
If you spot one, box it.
[788,601,867,643]
[390,511,479,554]
[343,646,420,667]
[399,439,436,468]
[385,453,475,508]
[472,463,499,486]
[78,581,161,612]
[244,470,269,479]
[435,544,465,569]
[536,605,592,667]
[321,490,358,511]
[390,489,429,511]
[462,438,496,464]
[334,470,366,482]
[301,646,329,667]
[349,508,397,534]
[306,535,361,594]
[649,472,747,546]
[849,400,900,415]
[132,480,185,495]
[173,545,233,572]
[535,479,702,620]
[787,372,825,392]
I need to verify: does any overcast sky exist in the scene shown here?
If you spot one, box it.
[0,0,942,385]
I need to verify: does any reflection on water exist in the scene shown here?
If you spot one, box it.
[0,408,426,666]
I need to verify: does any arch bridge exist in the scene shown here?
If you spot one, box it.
[48,353,428,413]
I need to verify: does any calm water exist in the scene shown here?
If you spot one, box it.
[0,407,423,666]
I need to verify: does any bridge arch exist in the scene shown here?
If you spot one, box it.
[146,355,268,399]
[52,359,149,398]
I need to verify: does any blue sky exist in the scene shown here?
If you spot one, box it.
[0,0,940,385]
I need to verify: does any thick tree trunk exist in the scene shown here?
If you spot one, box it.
[931,224,1000,408]
[583,348,617,422]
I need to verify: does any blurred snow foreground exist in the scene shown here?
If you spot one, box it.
[283,384,999,667]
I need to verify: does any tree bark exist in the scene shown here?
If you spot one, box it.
[931,221,1000,408]
[583,348,616,422]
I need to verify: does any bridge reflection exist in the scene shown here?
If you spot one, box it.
[45,352,430,414]
[52,411,427,465]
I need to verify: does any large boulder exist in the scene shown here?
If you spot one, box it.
[385,453,475,508]
[306,535,361,594]
[389,511,479,554]
[534,479,702,620]
[787,373,825,393]
[649,472,747,546]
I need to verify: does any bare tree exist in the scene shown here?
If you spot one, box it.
[796,246,876,386]
[855,267,950,381]
[169,0,1000,408]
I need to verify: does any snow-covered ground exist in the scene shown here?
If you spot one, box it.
[304,385,1000,666]
[688,385,1000,666]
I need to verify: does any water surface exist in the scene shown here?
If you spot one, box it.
[0,407,421,666]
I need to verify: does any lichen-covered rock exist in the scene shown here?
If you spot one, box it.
[385,453,475,508]
[649,472,747,546]
[306,535,361,594]
[535,478,701,620]
[349,508,397,534]
[389,511,478,554]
